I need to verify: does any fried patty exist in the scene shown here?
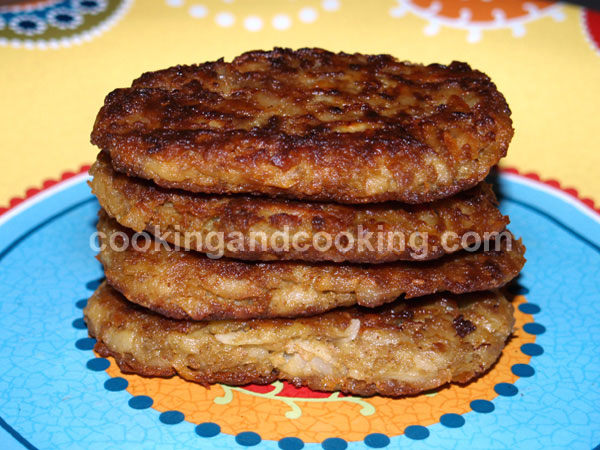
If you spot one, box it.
[90,152,510,263]
[97,211,525,320]
[91,48,513,204]
[85,282,514,397]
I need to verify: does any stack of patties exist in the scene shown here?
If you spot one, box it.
[84,48,525,397]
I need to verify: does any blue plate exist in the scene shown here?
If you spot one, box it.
[0,172,599,449]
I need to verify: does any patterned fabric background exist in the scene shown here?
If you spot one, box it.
[0,0,599,207]
[0,1,599,449]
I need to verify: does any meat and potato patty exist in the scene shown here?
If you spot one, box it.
[97,211,525,320]
[85,282,514,397]
[91,48,513,204]
[91,152,509,263]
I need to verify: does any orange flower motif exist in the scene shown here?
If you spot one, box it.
[390,0,565,42]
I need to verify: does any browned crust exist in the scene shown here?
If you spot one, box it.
[90,152,510,263]
[91,48,513,204]
[85,282,515,397]
[97,211,525,320]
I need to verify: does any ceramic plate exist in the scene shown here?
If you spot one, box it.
[0,170,598,449]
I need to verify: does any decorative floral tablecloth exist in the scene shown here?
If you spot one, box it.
[0,1,599,449]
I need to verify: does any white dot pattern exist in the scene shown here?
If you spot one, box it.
[272,13,291,30]
[170,1,342,29]
[189,5,207,18]
[215,11,235,27]
[322,0,340,12]
[166,0,184,7]
[244,15,262,32]
[298,7,318,23]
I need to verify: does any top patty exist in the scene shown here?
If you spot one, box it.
[91,48,513,204]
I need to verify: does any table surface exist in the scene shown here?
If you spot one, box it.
[1,0,599,210]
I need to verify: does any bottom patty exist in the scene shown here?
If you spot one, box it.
[84,282,515,397]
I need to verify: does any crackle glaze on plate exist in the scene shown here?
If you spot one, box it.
[0,171,599,449]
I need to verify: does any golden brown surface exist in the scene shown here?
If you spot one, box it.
[90,152,510,263]
[85,282,515,397]
[97,212,525,320]
[91,48,513,204]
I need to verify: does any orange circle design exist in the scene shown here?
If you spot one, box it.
[409,0,556,22]
[389,0,565,43]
